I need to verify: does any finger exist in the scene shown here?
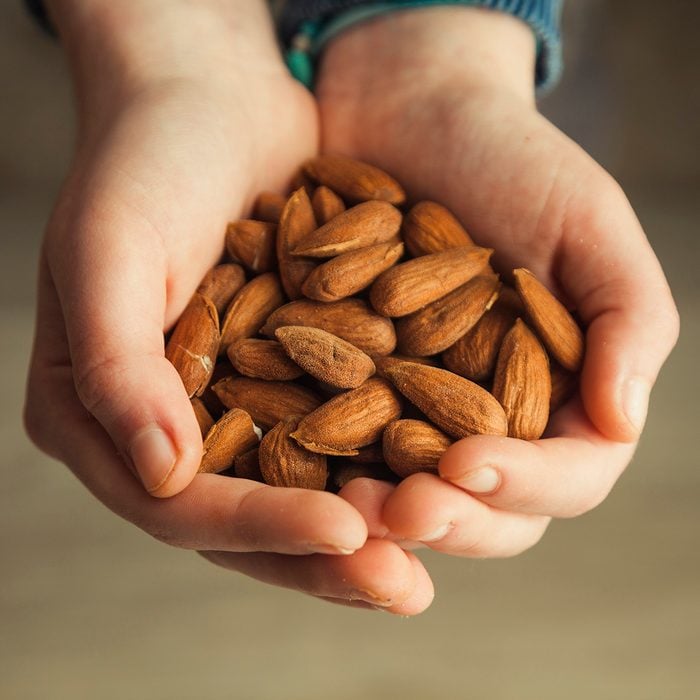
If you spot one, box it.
[201,539,434,614]
[46,167,222,497]
[557,177,679,442]
[439,399,636,518]
[382,473,550,558]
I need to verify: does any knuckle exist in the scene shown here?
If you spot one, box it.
[73,356,128,417]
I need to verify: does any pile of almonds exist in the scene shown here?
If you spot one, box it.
[165,155,584,491]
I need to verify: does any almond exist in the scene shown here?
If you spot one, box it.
[442,286,521,381]
[199,408,260,474]
[261,298,396,356]
[275,326,375,389]
[347,442,385,464]
[219,272,284,354]
[253,191,287,223]
[374,354,439,378]
[234,447,263,482]
[303,154,405,205]
[402,201,474,256]
[165,293,219,398]
[227,338,304,381]
[291,378,402,455]
[259,416,328,490]
[382,419,453,478]
[301,240,404,302]
[370,246,492,317]
[276,187,318,299]
[212,376,322,431]
[332,462,397,490]
[291,201,402,258]
[382,360,507,438]
[492,319,551,440]
[311,185,346,224]
[225,220,277,274]
[513,268,584,372]
[191,397,214,438]
[396,274,501,356]
[550,362,578,412]
[196,263,246,316]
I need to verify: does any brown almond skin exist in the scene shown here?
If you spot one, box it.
[382,360,507,439]
[347,442,385,464]
[303,154,405,205]
[301,240,404,302]
[225,220,277,274]
[311,185,346,224]
[291,378,402,456]
[396,274,501,356]
[402,201,474,257]
[212,376,322,431]
[196,263,246,316]
[442,286,522,381]
[165,293,219,398]
[492,319,552,440]
[513,268,584,372]
[550,362,578,413]
[383,419,453,478]
[253,191,287,223]
[199,408,260,474]
[234,447,264,482]
[227,338,304,381]
[275,326,375,389]
[291,201,402,258]
[191,397,215,438]
[277,187,318,299]
[259,417,328,490]
[332,462,397,490]
[370,246,492,317]
[261,298,397,356]
[219,272,284,355]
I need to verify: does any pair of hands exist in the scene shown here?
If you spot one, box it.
[25,2,678,615]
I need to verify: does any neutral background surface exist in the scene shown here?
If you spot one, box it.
[1,2,698,698]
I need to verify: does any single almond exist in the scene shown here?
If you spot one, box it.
[191,397,215,438]
[303,154,405,205]
[199,408,260,474]
[550,362,578,412]
[276,187,318,299]
[233,447,263,482]
[225,220,277,274]
[259,416,328,490]
[382,360,507,439]
[275,326,375,389]
[301,240,404,302]
[442,286,522,381]
[492,319,551,440]
[370,246,492,317]
[212,376,322,431]
[382,419,453,478]
[291,201,402,258]
[332,462,397,490]
[196,263,246,316]
[291,378,402,456]
[165,293,219,398]
[513,268,584,372]
[227,338,304,381]
[253,191,287,223]
[396,274,501,356]
[219,272,284,354]
[311,185,346,224]
[261,298,397,356]
[402,201,474,256]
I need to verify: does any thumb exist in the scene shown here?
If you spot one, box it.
[48,188,214,498]
[559,180,679,442]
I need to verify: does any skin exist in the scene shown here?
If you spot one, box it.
[24,3,678,616]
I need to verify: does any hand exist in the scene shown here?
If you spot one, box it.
[317,7,679,554]
[24,0,432,614]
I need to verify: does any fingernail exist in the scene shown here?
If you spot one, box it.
[418,522,452,543]
[128,425,177,493]
[457,466,501,494]
[623,376,650,434]
[310,544,357,555]
[352,588,393,607]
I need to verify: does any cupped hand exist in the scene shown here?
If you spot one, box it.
[23,0,432,614]
[318,7,679,555]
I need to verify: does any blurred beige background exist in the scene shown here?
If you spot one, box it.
[1,2,698,699]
